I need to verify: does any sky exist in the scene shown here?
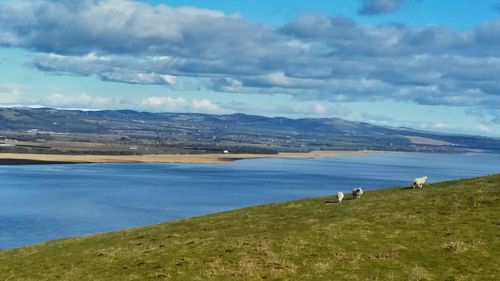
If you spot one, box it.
[0,0,500,137]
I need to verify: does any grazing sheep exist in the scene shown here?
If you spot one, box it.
[352,188,364,199]
[336,192,344,203]
[413,176,428,188]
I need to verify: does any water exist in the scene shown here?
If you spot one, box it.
[0,152,498,249]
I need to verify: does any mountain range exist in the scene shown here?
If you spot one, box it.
[0,107,498,154]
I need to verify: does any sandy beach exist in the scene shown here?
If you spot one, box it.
[0,150,369,165]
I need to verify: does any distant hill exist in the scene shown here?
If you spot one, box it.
[1,174,499,280]
[0,107,499,154]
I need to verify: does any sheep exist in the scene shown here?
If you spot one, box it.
[352,188,363,199]
[336,192,344,203]
[413,176,428,188]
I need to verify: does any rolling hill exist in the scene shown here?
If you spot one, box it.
[0,174,498,280]
[0,107,499,154]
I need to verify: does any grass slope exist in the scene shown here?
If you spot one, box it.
[1,174,499,281]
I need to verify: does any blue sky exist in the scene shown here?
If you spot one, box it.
[147,0,500,29]
[0,0,500,137]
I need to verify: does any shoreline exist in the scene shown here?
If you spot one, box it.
[0,150,369,165]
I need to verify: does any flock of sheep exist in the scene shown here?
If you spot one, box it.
[335,176,428,203]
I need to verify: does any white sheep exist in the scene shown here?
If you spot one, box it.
[413,176,428,188]
[352,188,363,199]
[336,192,344,203]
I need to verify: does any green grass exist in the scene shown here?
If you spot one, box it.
[1,174,499,281]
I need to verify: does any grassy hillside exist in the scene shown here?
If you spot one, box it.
[1,174,499,280]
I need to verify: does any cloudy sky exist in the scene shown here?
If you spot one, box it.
[1,0,500,137]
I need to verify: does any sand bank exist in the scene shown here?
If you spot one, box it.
[0,150,369,165]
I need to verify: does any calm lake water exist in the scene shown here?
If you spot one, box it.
[0,152,499,249]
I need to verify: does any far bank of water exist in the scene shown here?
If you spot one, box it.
[0,152,499,249]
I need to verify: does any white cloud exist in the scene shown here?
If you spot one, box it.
[1,0,499,109]
[0,84,24,104]
[225,99,351,118]
[139,96,227,114]
[45,93,126,109]
[101,72,176,85]
[466,108,500,125]
[264,72,293,87]
[313,103,327,114]
[478,124,492,133]
[139,96,188,109]
[191,98,225,113]
[434,122,452,129]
